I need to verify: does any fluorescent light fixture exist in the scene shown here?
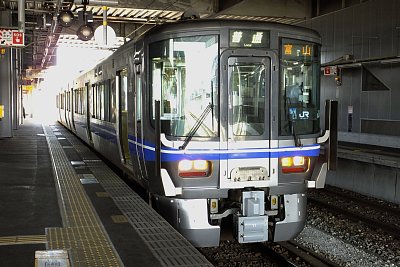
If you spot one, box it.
[77,24,94,41]
[58,10,74,27]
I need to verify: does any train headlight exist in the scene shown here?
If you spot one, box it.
[178,160,211,177]
[281,156,309,173]
[293,156,305,166]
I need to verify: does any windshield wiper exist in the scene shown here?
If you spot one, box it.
[179,103,212,150]
[290,118,302,147]
[285,80,302,147]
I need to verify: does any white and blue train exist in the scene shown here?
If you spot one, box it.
[57,19,337,247]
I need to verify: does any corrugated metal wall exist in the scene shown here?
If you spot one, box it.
[301,0,400,147]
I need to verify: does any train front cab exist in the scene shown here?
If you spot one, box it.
[143,23,338,248]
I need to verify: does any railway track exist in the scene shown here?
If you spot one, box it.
[322,186,400,217]
[308,187,400,239]
[200,240,340,266]
[266,241,341,267]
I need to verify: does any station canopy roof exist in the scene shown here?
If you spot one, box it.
[1,0,308,78]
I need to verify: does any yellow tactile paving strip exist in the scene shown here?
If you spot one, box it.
[43,125,123,267]
[64,133,213,267]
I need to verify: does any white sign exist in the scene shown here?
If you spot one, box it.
[348,106,353,114]
[0,29,25,47]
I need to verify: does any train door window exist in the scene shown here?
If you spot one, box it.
[91,84,96,118]
[80,89,83,114]
[75,90,78,114]
[136,75,142,121]
[82,87,86,115]
[74,89,78,114]
[95,84,99,119]
[76,89,78,114]
[96,85,99,119]
[94,85,97,118]
[229,60,266,136]
[77,89,80,114]
[120,69,128,112]
[104,80,110,122]
[67,92,69,111]
[110,78,116,123]
[149,34,219,138]
[101,83,105,120]
[98,83,104,120]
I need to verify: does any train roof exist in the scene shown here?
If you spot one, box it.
[143,19,321,39]
[78,18,321,82]
[115,18,321,52]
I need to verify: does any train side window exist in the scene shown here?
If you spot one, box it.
[279,38,320,136]
[149,35,219,137]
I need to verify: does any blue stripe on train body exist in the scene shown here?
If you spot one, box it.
[127,135,320,162]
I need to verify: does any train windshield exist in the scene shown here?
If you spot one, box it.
[279,38,321,136]
[150,35,219,138]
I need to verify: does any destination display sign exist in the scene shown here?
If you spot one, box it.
[229,29,270,48]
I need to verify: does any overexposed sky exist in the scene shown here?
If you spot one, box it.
[32,44,114,123]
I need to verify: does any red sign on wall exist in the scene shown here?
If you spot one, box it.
[12,31,24,45]
[324,67,331,75]
[323,66,338,76]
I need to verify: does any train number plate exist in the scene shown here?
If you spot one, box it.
[231,167,268,182]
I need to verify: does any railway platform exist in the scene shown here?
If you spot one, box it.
[0,120,212,266]
[327,142,400,204]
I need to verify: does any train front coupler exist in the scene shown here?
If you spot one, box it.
[232,190,268,243]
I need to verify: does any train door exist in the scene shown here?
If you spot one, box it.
[63,92,67,124]
[85,82,93,144]
[221,52,271,188]
[67,90,72,129]
[133,62,147,181]
[117,68,132,165]
[70,87,76,131]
